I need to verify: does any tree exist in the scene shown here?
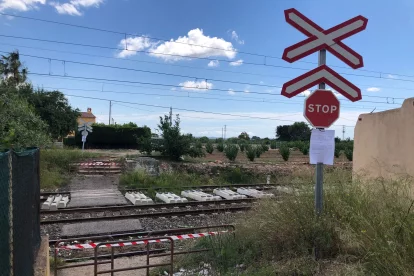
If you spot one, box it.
[238,131,250,140]
[289,122,311,141]
[251,136,261,141]
[199,136,210,143]
[0,92,50,150]
[276,122,311,141]
[0,51,27,87]
[224,144,239,161]
[26,89,79,140]
[276,125,290,141]
[205,141,214,154]
[157,114,204,160]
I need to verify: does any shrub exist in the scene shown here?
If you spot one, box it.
[255,146,263,158]
[261,144,269,152]
[239,141,247,152]
[301,146,309,155]
[224,144,239,161]
[138,137,153,155]
[270,141,277,149]
[74,123,151,149]
[334,147,340,158]
[216,143,225,152]
[279,145,290,161]
[246,145,256,161]
[206,141,214,154]
[345,148,353,161]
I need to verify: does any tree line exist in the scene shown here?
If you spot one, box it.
[0,51,79,150]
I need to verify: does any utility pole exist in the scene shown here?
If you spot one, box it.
[224,125,227,140]
[169,107,172,125]
[342,125,345,140]
[109,101,112,125]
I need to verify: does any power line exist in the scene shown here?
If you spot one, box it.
[0,43,410,100]
[61,92,357,127]
[3,33,414,83]
[2,10,413,79]
[27,72,400,105]
[39,85,390,111]
[4,51,280,89]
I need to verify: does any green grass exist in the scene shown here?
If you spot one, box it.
[119,167,267,196]
[173,170,414,275]
[40,149,100,190]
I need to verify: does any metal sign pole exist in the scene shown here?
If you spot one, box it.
[315,49,326,216]
[82,125,86,151]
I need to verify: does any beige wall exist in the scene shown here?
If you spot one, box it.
[353,98,414,179]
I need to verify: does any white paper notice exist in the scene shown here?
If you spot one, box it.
[310,129,335,165]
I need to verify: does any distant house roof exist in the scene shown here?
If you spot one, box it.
[80,112,96,118]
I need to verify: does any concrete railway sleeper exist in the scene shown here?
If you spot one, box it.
[41,197,257,215]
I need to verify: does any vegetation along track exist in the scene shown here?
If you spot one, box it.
[40,199,255,224]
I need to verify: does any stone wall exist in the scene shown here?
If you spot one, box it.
[353,98,414,179]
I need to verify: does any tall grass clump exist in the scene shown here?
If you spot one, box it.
[177,172,414,275]
[40,149,100,189]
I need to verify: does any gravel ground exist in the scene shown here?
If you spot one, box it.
[43,212,239,240]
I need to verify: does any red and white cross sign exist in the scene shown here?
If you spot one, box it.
[282,8,368,69]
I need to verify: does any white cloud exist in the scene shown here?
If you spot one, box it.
[170,87,177,91]
[207,60,219,67]
[259,81,264,84]
[0,0,46,12]
[52,2,82,15]
[179,80,213,91]
[301,90,311,97]
[229,59,243,66]
[148,28,237,62]
[231,30,245,45]
[116,36,153,58]
[228,89,235,95]
[244,85,250,93]
[387,74,396,79]
[366,87,380,92]
[50,0,103,16]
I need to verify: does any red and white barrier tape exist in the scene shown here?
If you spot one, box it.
[79,162,119,166]
[58,231,228,250]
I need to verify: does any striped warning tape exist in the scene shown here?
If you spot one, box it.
[58,231,228,250]
[78,162,120,166]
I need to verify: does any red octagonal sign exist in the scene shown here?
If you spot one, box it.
[304,90,340,128]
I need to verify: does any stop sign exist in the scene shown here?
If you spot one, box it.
[304,89,340,128]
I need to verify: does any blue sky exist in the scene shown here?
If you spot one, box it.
[0,0,412,138]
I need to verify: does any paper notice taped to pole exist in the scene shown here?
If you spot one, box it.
[310,129,335,165]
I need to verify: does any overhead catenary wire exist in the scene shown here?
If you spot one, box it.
[60,92,357,127]
[3,33,414,84]
[2,10,414,79]
[38,85,390,111]
[28,71,401,106]
[0,43,410,101]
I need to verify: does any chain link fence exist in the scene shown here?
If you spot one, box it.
[0,148,40,276]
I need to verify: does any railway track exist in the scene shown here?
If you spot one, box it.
[39,183,279,199]
[41,201,254,224]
